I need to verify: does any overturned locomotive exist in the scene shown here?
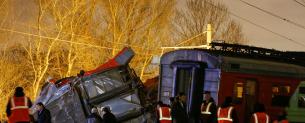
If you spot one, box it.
[32,48,147,123]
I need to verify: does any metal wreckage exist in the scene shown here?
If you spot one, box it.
[32,47,151,123]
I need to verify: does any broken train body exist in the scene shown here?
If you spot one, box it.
[32,48,147,123]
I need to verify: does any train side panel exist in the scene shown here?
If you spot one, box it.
[219,56,305,122]
[219,72,301,122]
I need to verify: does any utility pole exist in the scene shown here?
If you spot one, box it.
[155,24,213,64]
[206,24,212,48]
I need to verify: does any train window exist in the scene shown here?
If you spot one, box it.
[298,86,305,108]
[246,80,256,96]
[298,96,305,108]
[272,85,290,94]
[230,64,240,69]
[271,85,291,107]
[84,69,126,98]
[299,87,305,94]
[233,82,243,104]
[83,79,100,98]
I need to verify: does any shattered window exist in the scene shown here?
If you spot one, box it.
[299,87,305,94]
[298,87,305,108]
[94,74,123,91]
[84,79,99,98]
[299,96,305,108]
[84,68,126,98]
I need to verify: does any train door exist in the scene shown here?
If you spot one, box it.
[233,79,257,123]
[172,61,207,122]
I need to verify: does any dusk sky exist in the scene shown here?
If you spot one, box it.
[5,0,305,51]
[219,0,305,51]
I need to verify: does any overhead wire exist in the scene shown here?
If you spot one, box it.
[175,30,207,46]
[0,27,158,56]
[204,1,305,47]
[229,13,305,47]
[0,20,158,51]
[294,0,305,8]
[238,0,305,30]
[0,27,114,49]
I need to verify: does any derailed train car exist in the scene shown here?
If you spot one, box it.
[158,41,305,123]
[32,48,147,123]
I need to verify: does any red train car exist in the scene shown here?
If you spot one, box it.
[219,57,304,122]
[158,42,305,122]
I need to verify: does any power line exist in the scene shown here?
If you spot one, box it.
[204,1,305,47]
[294,0,305,8]
[238,0,305,30]
[1,20,156,51]
[229,13,305,47]
[0,27,158,56]
[176,31,207,46]
[0,27,115,49]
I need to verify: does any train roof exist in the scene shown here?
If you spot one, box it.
[161,42,305,67]
[203,42,305,67]
[160,42,305,78]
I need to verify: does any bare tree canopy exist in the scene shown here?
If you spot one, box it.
[0,0,175,119]
[173,0,247,46]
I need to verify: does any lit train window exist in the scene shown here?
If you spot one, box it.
[271,85,291,107]
[272,85,290,95]
[233,82,243,104]
[272,87,279,93]
[237,86,243,98]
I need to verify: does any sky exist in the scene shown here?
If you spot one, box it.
[4,0,305,51]
[218,0,305,51]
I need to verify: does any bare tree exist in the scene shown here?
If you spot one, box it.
[173,0,247,46]
[39,0,99,77]
[95,0,175,80]
[0,44,26,120]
